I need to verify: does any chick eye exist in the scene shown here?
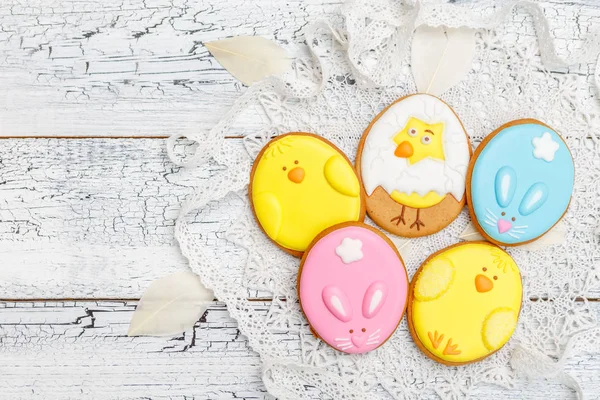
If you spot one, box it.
[408,128,418,137]
[421,135,432,145]
[482,267,487,272]
[493,276,498,280]
[294,160,299,164]
[282,166,287,171]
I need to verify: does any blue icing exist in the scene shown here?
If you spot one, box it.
[470,123,574,244]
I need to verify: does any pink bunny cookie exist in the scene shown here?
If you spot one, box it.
[298,222,409,354]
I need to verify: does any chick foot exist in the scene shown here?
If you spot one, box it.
[390,205,407,226]
[410,209,425,230]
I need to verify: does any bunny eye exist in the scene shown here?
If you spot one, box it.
[408,128,418,137]
[421,135,432,145]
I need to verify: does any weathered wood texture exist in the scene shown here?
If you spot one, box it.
[0,0,340,137]
[1,0,599,137]
[1,1,599,398]
[1,300,598,399]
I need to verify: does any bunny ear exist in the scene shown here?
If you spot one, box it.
[362,281,388,319]
[494,166,517,208]
[519,182,549,216]
[322,286,353,322]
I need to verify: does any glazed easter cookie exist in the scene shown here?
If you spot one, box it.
[408,242,522,365]
[467,119,574,246]
[250,133,366,257]
[298,222,409,354]
[357,94,472,238]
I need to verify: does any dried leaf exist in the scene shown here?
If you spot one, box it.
[205,36,291,86]
[459,222,486,242]
[521,221,567,251]
[411,26,476,96]
[459,221,567,250]
[128,271,214,337]
[389,235,412,260]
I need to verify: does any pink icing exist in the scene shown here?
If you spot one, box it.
[497,219,512,234]
[299,225,409,354]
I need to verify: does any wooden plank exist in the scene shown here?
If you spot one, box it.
[0,138,250,299]
[0,300,598,399]
[0,0,341,137]
[1,137,599,300]
[1,0,598,137]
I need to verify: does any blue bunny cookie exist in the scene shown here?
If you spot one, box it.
[467,119,574,246]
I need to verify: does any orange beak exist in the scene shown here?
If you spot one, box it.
[394,141,414,158]
[475,274,493,293]
[287,167,305,184]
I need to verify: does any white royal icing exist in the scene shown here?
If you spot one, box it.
[532,131,559,162]
[335,237,363,264]
[360,94,470,201]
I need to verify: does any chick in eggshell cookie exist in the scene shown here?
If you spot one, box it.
[357,94,472,238]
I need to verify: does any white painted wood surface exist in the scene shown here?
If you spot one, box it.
[1,0,600,398]
[1,300,599,399]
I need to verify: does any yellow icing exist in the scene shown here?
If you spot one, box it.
[414,257,454,301]
[251,135,362,252]
[411,243,522,363]
[390,190,445,208]
[393,117,445,165]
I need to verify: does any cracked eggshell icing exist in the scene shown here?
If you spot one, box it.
[249,133,365,257]
[298,223,408,354]
[467,119,574,246]
[408,242,522,365]
[357,93,471,237]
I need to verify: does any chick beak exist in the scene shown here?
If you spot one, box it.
[288,167,305,184]
[475,274,493,293]
[394,141,414,158]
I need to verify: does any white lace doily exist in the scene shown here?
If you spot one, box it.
[167,0,600,398]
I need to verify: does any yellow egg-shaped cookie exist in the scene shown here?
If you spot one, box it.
[408,242,522,365]
[250,133,365,257]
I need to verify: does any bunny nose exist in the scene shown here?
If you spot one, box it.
[287,167,304,183]
[394,141,414,158]
[497,219,512,234]
[351,335,367,348]
[475,274,493,293]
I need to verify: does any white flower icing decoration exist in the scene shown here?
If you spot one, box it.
[335,238,363,264]
[532,132,560,162]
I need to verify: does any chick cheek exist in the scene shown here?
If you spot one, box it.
[475,274,493,293]
[287,167,305,184]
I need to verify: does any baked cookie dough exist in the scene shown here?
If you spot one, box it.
[298,222,408,354]
[357,94,471,237]
[467,119,574,246]
[408,242,522,365]
[250,133,365,257]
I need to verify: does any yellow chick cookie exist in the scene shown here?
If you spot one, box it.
[408,242,522,365]
[250,133,365,257]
